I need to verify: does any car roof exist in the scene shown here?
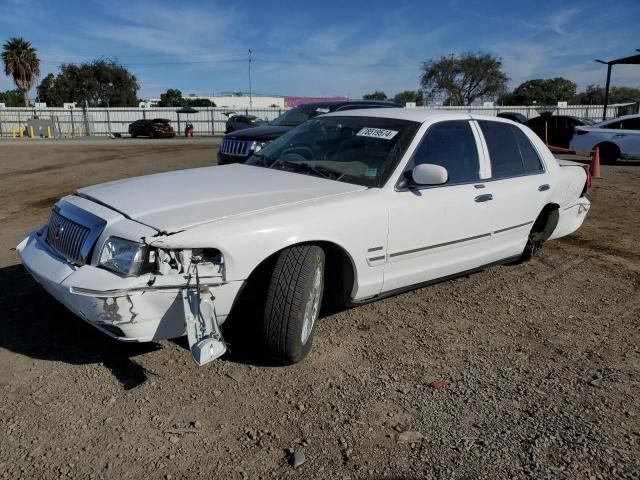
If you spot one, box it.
[323,107,512,124]
[599,113,640,123]
[296,100,401,109]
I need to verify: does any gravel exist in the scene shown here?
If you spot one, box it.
[0,143,638,479]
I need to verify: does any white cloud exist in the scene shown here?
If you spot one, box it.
[547,7,581,35]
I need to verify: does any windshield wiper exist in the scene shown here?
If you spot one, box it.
[311,164,353,181]
[269,159,326,177]
[270,159,352,182]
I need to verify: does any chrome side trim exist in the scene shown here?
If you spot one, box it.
[389,232,491,258]
[494,221,533,234]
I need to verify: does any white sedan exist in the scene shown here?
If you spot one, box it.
[18,109,591,366]
[570,114,640,163]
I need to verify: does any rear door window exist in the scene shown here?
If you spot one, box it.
[479,121,544,178]
[410,120,480,184]
[512,126,544,174]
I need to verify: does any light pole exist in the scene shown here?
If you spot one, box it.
[248,49,253,109]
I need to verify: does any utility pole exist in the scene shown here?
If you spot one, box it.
[248,49,253,109]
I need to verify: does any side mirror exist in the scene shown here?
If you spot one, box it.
[411,163,448,185]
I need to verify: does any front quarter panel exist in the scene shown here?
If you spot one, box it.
[149,189,389,300]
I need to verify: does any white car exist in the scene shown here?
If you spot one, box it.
[570,114,640,163]
[18,110,591,366]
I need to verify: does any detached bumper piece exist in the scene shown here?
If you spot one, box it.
[182,261,227,366]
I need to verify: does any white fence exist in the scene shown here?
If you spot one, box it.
[0,107,285,138]
[434,103,637,120]
[0,103,636,138]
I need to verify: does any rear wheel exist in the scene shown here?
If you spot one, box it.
[597,142,620,164]
[521,230,545,262]
[519,207,557,262]
[261,245,325,364]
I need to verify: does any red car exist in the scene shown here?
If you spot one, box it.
[128,118,176,138]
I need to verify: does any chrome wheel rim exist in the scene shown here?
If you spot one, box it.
[301,265,322,345]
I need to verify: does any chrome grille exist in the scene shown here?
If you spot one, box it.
[46,209,92,265]
[220,139,252,157]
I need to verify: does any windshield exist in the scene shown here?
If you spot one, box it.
[270,105,331,127]
[246,116,419,187]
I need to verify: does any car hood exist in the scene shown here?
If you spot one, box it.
[225,125,292,141]
[77,164,365,232]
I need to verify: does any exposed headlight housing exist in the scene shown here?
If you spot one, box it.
[99,237,149,276]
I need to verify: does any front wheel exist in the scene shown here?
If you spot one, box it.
[261,245,325,364]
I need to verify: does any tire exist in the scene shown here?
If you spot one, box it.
[597,143,620,164]
[519,212,550,262]
[261,245,325,364]
[131,131,137,138]
[520,231,544,262]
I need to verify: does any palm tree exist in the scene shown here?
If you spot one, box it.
[2,37,40,107]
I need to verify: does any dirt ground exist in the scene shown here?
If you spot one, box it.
[0,138,638,480]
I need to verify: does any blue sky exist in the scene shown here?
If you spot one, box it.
[1,0,638,99]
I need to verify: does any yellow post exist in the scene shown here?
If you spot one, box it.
[47,126,52,138]
[29,126,35,139]
[12,127,16,138]
[19,126,24,137]
[67,127,71,138]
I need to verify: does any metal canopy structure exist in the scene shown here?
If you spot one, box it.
[595,49,640,121]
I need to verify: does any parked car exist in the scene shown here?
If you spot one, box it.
[18,110,590,367]
[497,112,528,123]
[217,100,401,164]
[570,114,640,163]
[128,118,176,138]
[524,115,594,149]
[225,114,266,133]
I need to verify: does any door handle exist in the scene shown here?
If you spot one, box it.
[538,184,550,192]
[474,193,493,203]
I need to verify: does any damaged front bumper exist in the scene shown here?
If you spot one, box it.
[17,227,244,352]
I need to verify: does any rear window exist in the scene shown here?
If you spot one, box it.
[620,118,640,130]
[479,121,544,179]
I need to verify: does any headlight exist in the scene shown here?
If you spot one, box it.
[253,141,267,152]
[99,237,149,276]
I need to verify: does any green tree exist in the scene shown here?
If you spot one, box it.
[363,91,387,100]
[36,73,64,106]
[499,77,576,105]
[393,90,424,106]
[186,97,215,107]
[421,52,508,106]
[36,59,139,107]
[2,37,41,107]
[572,84,640,104]
[158,88,183,106]
[157,89,215,107]
[0,89,23,106]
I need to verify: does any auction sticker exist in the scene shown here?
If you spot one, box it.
[356,127,398,140]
